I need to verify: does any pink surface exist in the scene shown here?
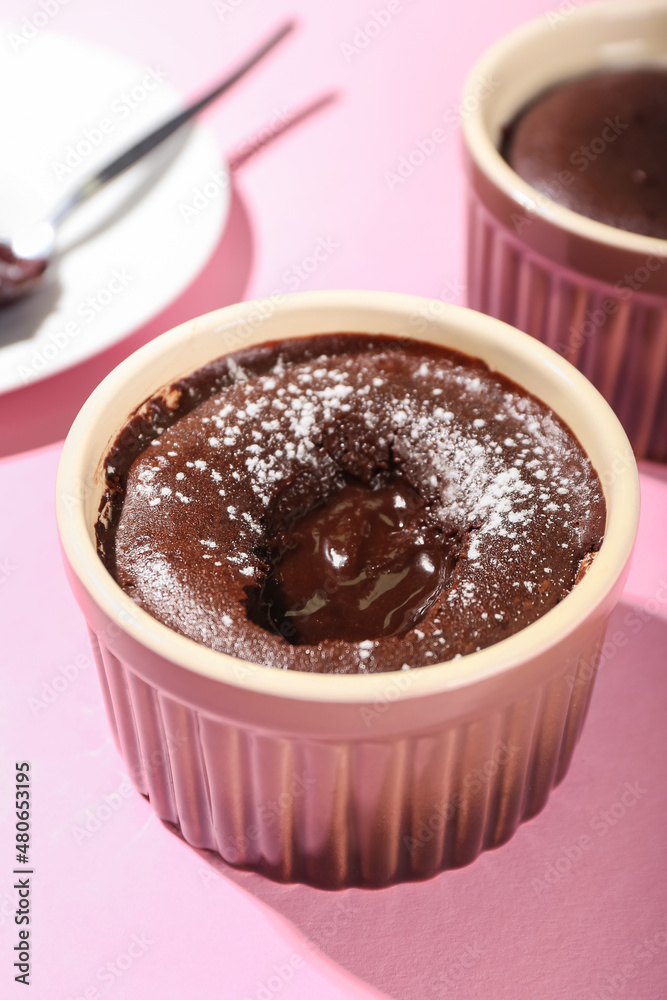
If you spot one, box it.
[0,1,666,998]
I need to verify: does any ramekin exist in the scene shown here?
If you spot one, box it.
[462,0,667,461]
[56,291,639,888]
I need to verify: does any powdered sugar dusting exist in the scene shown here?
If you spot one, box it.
[111,336,605,673]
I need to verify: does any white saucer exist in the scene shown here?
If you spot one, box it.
[0,29,230,394]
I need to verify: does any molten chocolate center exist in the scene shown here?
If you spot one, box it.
[253,478,459,644]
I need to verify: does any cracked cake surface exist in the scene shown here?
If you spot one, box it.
[97,333,606,674]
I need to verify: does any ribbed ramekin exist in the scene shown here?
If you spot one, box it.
[56,291,639,888]
[462,0,667,461]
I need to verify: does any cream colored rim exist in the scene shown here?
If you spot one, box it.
[461,0,667,255]
[56,291,640,703]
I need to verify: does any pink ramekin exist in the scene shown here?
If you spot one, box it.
[462,0,667,461]
[56,291,639,888]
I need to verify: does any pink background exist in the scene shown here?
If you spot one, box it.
[1,1,666,998]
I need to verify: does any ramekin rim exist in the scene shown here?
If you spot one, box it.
[56,290,640,704]
[461,0,667,256]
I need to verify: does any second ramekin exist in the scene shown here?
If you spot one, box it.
[56,291,639,888]
[462,0,667,461]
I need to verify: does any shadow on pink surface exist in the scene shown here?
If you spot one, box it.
[227,91,338,172]
[0,181,253,460]
[639,460,667,486]
[182,599,667,1000]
